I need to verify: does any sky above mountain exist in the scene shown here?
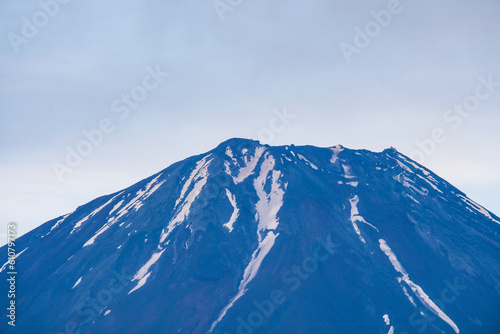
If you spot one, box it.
[0,0,499,242]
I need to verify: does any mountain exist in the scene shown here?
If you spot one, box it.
[1,138,499,334]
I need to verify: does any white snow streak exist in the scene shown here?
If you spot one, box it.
[379,239,460,333]
[254,155,285,239]
[231,147,266,184]
[224,189,239,232]
[394,157,442,194]
[402,285,417,306]
[47,213,71,235]
[417,174,443,194]
[70,195,119,234]
[134,250,165,281]
[128,272,151,295]
[104,310,111,316]
[128,249,166,294]
[342,164,356,179]
[129,178,165,212]
[397,153,431,176]
[225,147,235,160]
[457,194,500,225]
[72,277,82,289]
[387,326,394,334]
[209,153,286,332]
[348,197,365,243]
[395,174,428,196]
[160,156,213,244]
[339,162,359,186]
[0,247,28,273]
[330,145,343,164]
[83,177,164,247]
[405,193,420,204]
[297,154,319,170]
[349,195,379,244]
[176,157,212,207]
[109,200,124,216]
[209,232,278,332]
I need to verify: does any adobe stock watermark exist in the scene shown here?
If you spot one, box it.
[213,0,244,21]
[340,0,408,64]
[5,223,18,327]
[255,107,296,145]
[7,0,72,54]
[398,277,468,334]
[51,64,169,182]
[225,234,339,334]
[409,74,499,164]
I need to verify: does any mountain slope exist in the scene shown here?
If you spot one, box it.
[1,138,499,334]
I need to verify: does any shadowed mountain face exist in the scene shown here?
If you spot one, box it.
[1,138,499,334]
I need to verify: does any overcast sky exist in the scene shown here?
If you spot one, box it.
[1,0,499,244]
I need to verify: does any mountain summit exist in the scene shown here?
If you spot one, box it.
[1,138,499,334]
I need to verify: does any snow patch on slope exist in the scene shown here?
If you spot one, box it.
[160,155,213,244]
[72,276,82,289]
[0,247,28,273]
[395,173,428,196]
[83,177,165,247]
[176,157,212,207]
[393,156,442,194]
[209,153,286,332]
[70,195,120,234]
[209,232,279,332]
[379,239,460,334]
[225,147,236,161]
[349,195,379,244]
[417,174,443,194]
[46,213,71,235]
[254,154,286,240]
[340,163,359,187]
[457,194,500,225]
[330,145,343,164]
[230,147,266,184]
[128,249,166,294]
[109,200,124,216]
[396,153,431,176]
[349,197,366,244]
[297,153,319,170]
[224,189,239,232]
[342,164,356,179]
[402,285,417,307]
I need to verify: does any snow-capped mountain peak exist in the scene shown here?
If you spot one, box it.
[2,138,499,334]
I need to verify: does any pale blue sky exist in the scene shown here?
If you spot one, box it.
[1,0,499,243]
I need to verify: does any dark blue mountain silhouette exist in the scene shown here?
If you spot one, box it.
[1,138,499,334]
